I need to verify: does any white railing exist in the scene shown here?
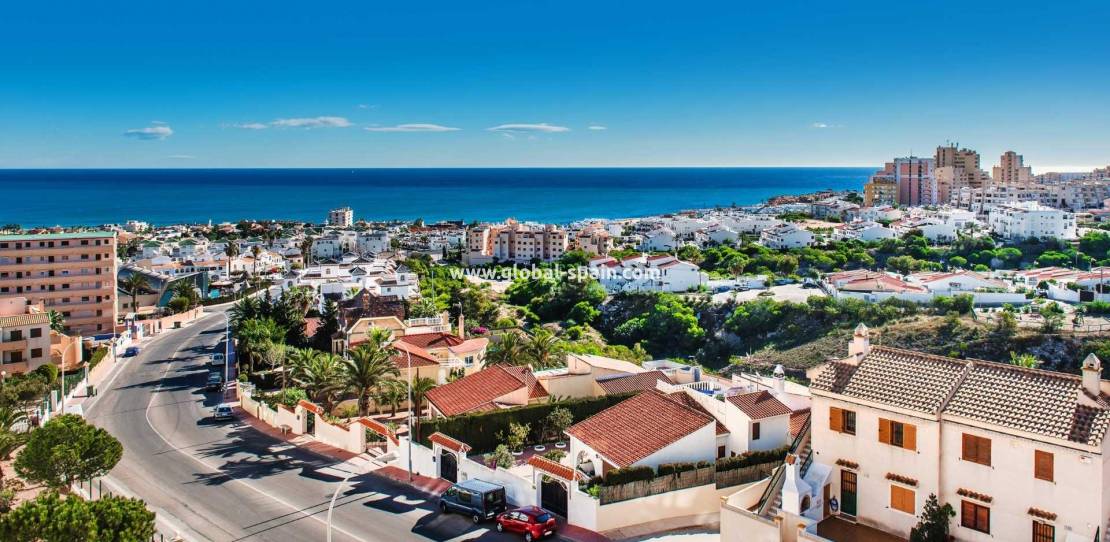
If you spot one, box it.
[680,380,720,393]
[404,317,444,327]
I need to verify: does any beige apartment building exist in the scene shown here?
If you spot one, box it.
[0,297,81,374]
[465,219,568,264]
[993,150,1034,185]
[0,231,118,335]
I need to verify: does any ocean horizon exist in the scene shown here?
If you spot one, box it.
[0,167,871,227]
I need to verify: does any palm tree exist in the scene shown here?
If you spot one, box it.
[46,310,65,333]
[343,332,400,416]
[224,241,240,277]
[295,353,346,413]
[0,405,28,480]
[300,236,315,267]
[236,318,285,373]
[409,376,437,419]
[408,297,440,319]
[525,329,565,369]
[118,273,150,315]
[171,281,200,309]
[284,347,322,392]
[486,331,526,365]
[250,245,263,279]
[374,379,407,416]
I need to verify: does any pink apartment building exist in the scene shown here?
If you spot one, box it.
[870,157,937,207]
[0,231,118,336]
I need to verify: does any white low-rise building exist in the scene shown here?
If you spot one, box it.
[988,201,1077,241]
[588,254,707,293]
[759,223,815,249]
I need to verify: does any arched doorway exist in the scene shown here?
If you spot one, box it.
[540,476,568,517]
[439,449,458,482]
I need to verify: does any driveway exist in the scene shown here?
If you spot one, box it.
[712,284,826,305]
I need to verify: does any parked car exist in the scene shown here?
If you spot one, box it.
[495,506,557,541]
[212,403,233,421]
[123,346,140,357]
[437,479,506,523]
[208,353,225,367]
[205,372,224,392]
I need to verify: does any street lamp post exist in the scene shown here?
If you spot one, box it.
[220,311,231,386]
[59,338,79,416]
[406,348,413,482]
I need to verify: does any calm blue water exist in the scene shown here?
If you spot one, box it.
[0,168,870,227]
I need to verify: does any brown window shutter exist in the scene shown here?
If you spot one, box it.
[829,407,843,433]
[878,418,891,444]
[962,433,973,460]
[1035,450,1054,482]
[903,424,917,451]
[978,437,991,466]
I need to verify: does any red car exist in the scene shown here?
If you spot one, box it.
[495,506,557,541]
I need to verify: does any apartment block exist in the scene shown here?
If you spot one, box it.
[992,150,1034,185]
[871,157,937,206]
[0,231,118,335]
[328,206,354,227]
[988,201,1077,241]
[862,177,897,207]
[464,219,568,264]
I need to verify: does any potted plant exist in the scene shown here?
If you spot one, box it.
[500,422,530,456]
[545,407,573,448]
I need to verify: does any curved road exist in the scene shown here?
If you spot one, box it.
[85,309,528,542]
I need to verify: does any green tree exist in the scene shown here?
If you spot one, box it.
[410,376,437,419]
[343,330,400,416]
[118,273,150,315]
[0,491,155,542]
[908,493,955,542]
[294,353,346,413]
[0,405,29,478]
[567,301,600,325]
[373,379,407,416]
[408,297,440,319]
[46,310,65,333]
[524,329,566,369]
[1009,352,1039,368]
[224,241,240,277]
[14,414,123,492]
[486,331,527,365]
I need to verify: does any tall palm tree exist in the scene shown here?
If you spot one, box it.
[236,318,285,373]
[118,273,150,315]
[409,376,437,419]
[250,245,263,278]
[284,347,321,392]
[228,296,261,328]
[224,241,240,277]
[295,353,346,413]
[300,236,315,267]
[343,333,400,416]
[171,281,200,309]
[0,405,28,480]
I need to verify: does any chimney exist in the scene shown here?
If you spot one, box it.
[457,312,465,337]
[1082,353,1102,397]
[773,364,786,397]
[846,323,870,364]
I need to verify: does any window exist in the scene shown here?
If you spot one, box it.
[717,445,726,459]
[962,434,992,466]
[1033,521,1054,542]
[752,422,761,440]
[1034,450,1054,482]
[961,501,990,534]
[878,418,916,450]
[30,348,42,358]
[829,407,857,435]
[29,328,42,338]
[890,485,915,514]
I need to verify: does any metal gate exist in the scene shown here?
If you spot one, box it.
[306,411,315,436]
[540,476,568,517]
[840,470,857,517]
[439,450,457,482]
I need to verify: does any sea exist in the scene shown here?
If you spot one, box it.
[0,168,871,227]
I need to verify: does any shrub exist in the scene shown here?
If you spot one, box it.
[490,445,514,469]
[602,465,654,486]
[543,450,566,462]
[657,462,699,476]
[716,445,789,472]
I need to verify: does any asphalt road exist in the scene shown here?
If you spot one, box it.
[85,308,535,542]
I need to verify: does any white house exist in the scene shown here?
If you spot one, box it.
[638,227,679,252]
[833,221,897,243]
[759,223,815,249]
[588,254,707,293]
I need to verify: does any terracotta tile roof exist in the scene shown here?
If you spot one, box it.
[663,391,728,435]
[424,364,547,417]
[727,391,793,419]
[298,400,323,415]
[398,332,465,349]
[389,341,440,369]
[596,370,673,395]
[527,455,580,481]
[790,408,812,437]
[0,313,50,328]
[429,432,471,453]
[357,418,399,445]
[813,346,966,415]
[565,390,714,468]
[813,345,1110,447]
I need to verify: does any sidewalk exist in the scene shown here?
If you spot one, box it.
[236,409,362,463]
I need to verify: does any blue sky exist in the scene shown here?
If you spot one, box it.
[1,0,1108,170]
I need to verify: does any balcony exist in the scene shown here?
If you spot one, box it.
[0,339,28,352]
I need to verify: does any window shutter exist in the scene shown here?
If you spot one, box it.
[978,437,991,466]
[903,423,917,451]
[1034,450,1054,482]
[878,418,891,444]
[962,433,974,460]
[829,407,843,433]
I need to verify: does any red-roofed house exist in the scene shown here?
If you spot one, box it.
[425,364,549,418]
[566,390,716,476]
[594,370,674,395]
[724,390,794,453]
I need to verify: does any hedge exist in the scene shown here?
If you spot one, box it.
[601,465,654,486]
[716,445,789,472]
[658,460,712,476]
[418,393,634,454]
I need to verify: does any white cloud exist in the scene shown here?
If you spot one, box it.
[166,154,195,160]
[124,124,174,140]
[811,122,841,129]
[587,125,607,131]
[487,123,570,133]
[271,116,352,128]
[230,122,269,130]
[364,123,460,133]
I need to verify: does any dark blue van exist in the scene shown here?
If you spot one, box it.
[438,479,507,523]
